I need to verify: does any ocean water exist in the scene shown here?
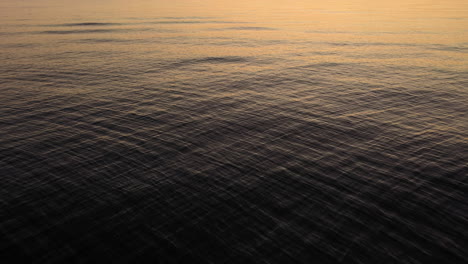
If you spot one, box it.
[1,0,467,263]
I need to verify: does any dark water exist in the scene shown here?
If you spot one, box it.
[1,1,468,263]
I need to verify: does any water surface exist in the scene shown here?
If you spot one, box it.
[1,0,467,263]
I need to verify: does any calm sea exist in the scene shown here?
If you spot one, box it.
[1,0,467,263]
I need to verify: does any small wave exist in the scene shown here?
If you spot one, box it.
[74,38,135,43]
[40,29,121,34]
[0,43,40,48]
[224,26,277,31]
[39,28,149,34]
[55,22,123,27]
[157,16,215,20]
[167,56,250,69]
[147,20,238,24]
[429,44,468,53]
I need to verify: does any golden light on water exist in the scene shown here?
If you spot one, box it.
[2,0,467,70]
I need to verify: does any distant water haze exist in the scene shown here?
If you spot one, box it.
[0,0,467,263]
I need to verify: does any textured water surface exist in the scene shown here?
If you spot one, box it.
[1,0,468,263]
